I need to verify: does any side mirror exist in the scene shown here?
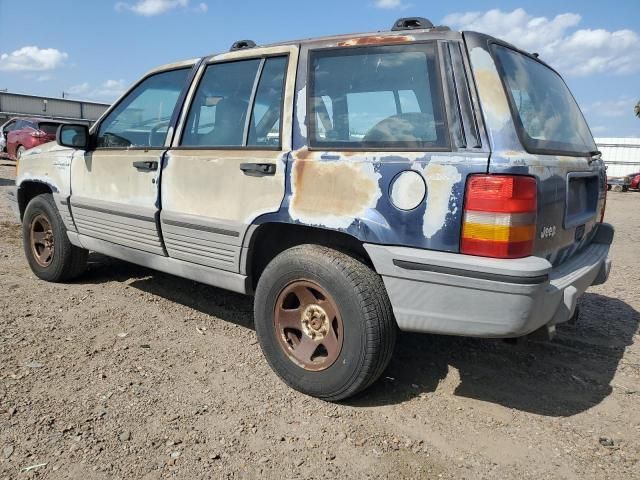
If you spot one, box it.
[57,124,90,149]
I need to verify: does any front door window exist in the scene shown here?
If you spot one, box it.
[97,68,190,148]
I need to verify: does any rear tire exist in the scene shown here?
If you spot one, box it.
[254,244,396,401]
[16,145,25,159]
[22,193,88,282]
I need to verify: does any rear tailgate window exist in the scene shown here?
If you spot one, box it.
[492,45,596,156]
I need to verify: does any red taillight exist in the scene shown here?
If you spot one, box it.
[30,130,46,138]
[461,175,537,259]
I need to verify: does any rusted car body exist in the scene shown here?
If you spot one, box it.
[11,18,613,400]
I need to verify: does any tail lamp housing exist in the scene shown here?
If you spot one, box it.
[30,130,46,138]
[461,175,537,259]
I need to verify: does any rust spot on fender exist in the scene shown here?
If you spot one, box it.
[290,160,381,229]
[338,35,414,47]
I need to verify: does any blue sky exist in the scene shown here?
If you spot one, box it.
[0,0,638,137]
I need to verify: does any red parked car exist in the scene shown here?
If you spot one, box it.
[6,118,65,160]
[630,172,640,190]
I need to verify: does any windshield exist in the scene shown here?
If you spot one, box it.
[493,45,596,155]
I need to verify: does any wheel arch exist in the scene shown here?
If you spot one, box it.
[243,222,374,292]
[17,180,57,221]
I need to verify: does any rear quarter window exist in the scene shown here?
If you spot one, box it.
[492,44,596,156]
[307,43,449,150]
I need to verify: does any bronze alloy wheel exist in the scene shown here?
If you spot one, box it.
[30,213,55,267]
[274,280,344,371]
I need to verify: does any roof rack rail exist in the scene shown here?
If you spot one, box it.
[391,17,434,31]
[230,40,256,52]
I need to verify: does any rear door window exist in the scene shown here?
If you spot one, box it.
[182,56,288,148]
[492,45,596,155]
[308,43,449,150]
[182,59,261,147]
[247,56,287,147]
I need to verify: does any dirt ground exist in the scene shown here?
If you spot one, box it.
[0,160,638,480]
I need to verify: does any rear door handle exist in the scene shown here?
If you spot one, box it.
[239,162,276,175]
[132,160,158,171]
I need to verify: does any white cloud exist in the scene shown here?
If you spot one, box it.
[65,80,128,101]
[443,8,640,76]
[67,82,91,95]
[96,79,128,99]
[583,98,637,118]
[373,0,408,10]
[115,0,206,16]
[193,2,207,13]
[0,46,68,72]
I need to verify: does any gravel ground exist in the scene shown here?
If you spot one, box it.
[0,160,638,479]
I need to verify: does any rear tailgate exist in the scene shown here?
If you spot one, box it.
[463,32,606,266]
[529,158,606,265]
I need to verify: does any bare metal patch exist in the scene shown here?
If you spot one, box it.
[290,160,381,229]
[419,163,461,238]
[469,48,511,130]
[296,86,307,139]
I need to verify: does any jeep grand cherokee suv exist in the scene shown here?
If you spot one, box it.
[10,17,613,401]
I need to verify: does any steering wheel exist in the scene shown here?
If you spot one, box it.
[148,120,170,147]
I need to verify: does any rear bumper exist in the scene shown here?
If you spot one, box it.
[364,223,614,338]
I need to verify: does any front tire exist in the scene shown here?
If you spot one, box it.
[254,244,396,401]
[22,193,88,282]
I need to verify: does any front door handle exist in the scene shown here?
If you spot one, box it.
[132,160,158,171]
[240,162,276,176]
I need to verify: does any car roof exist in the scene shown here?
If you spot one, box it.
[258,25,461,49]
[11,117,67,124]
[148,25,463,75]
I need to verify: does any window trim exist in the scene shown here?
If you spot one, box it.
[92,66,195,152]
[174,53,290,152]
[490,42,596,158]
[305,41,452,152]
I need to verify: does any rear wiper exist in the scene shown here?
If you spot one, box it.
[588,150,602,164]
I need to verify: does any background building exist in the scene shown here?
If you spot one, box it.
[0,91,109,126]
[595,137,640,178]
